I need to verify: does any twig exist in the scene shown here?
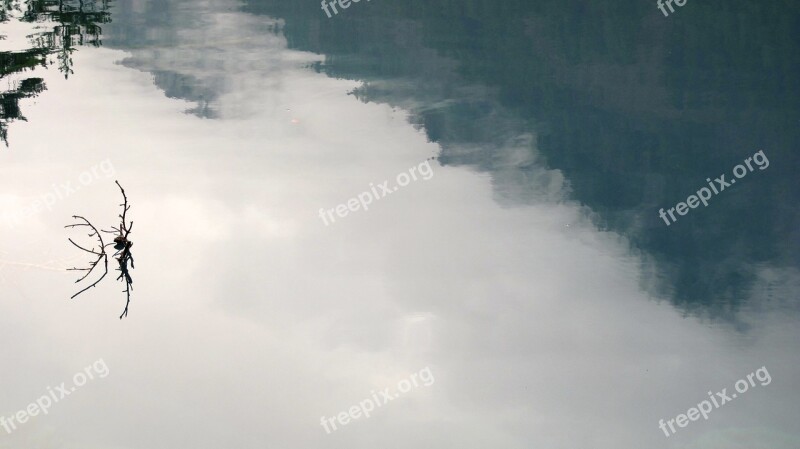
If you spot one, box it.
[117,258,132,319]
[104,181,134,319]
[67,181,135,319]
[64,215,108,299]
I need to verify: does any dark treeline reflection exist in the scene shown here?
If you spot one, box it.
[0,0,111,145]
[241,0,800,319]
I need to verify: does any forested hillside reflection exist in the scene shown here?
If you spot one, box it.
[0,0,110,145]
[101,0,229,118]
[240,0,800,320]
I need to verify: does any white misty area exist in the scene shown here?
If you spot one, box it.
[0,1,798,449]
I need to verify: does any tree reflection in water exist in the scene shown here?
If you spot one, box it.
[0,0,111,145]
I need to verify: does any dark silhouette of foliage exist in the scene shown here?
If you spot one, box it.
[0,0,111,145]
[0,77,46,145]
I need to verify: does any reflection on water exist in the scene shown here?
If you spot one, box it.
[0,1,799,448]
[0,0,111,145]
[240,0,800,320]
[102,0,289,118]
[0,75,45,144]
[102,0,220,117]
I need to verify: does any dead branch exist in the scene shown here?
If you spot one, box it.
[64,215,108,299]
[104,180,132,237]
[102,180,134,319]
[66,180,135,319]
[116,256,132,319]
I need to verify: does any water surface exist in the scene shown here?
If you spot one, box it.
[1,1,799,448]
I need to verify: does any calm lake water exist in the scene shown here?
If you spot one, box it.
[1,1,799,448]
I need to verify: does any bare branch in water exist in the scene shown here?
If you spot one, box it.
[66,181,135,319]
[64,215,108,299]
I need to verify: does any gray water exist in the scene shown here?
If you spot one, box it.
[1,0,799,448]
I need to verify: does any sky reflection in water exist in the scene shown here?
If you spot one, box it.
[0,1,799,448]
